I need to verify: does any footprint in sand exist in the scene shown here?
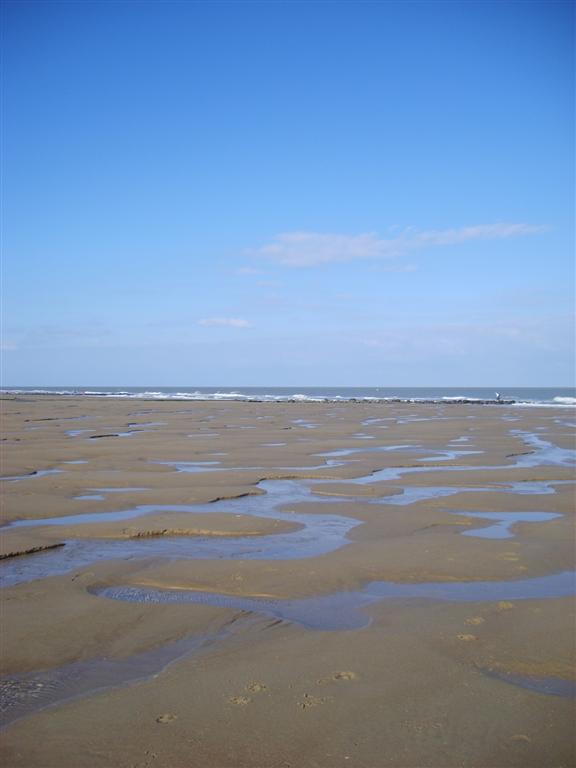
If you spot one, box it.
[298,693,329,709]
[332,671,357,681]
[156,713,178,724]
[246,682,267,693]
[317,671,358,685]
[228,696,251,706]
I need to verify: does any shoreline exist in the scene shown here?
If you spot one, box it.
[3,389,575,408]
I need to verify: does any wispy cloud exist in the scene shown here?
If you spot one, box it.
[198,317,251,328]
[249,223,546,267]
[2,324,112,350]
[358,317,566,360]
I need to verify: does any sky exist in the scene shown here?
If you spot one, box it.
[1,0,574,387]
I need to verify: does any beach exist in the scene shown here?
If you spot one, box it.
[0,395,574,767]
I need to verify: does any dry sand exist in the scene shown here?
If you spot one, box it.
[0,396,574,767]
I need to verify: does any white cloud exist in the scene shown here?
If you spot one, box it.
[198,317,251,328]
[249,223,546,267]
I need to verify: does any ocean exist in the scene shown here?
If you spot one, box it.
[2,386,575,406]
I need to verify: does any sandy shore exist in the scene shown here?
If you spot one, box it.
[0,396,574,767]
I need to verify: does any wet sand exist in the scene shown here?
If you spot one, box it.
[0,396,575,767]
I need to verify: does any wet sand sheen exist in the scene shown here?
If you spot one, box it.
[2,571,574,729]
[0,396,575,768]
[1,430,573,587]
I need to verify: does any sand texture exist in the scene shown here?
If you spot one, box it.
[0,396,575,767]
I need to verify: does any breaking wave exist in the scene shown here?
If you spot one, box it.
[2,387,575,406]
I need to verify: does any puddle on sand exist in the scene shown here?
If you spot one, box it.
[151,461,221,473]
[95,571,576,632]
[65,429,94,437]
[0,429,573,723]
[1,431,573,587]
[0,622,243,729]
[364,480,563,507]
[1,574,573,728]
[0,480,360,587]
[150,458,346,474]
[348,431,575,492]
[317,444,421,458]
[554,419,576,429]
[509,432,575,468]
[317,444,483,463]
[455,511,562,539]
[417,450,483,462]
[479,667,576,698]
[0,469,63,483]
[397,417,436,424]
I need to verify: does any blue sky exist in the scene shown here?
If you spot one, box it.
[2,0,574,386]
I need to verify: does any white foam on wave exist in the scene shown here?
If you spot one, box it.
[441,396,484,402]
[1,388,77,395]
[513,401,576,409]
[2,388,575,407]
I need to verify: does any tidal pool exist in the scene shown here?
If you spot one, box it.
[1,432,573,587]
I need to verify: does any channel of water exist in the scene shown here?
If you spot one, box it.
[1,433,574,588]
[1,430,574,723]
